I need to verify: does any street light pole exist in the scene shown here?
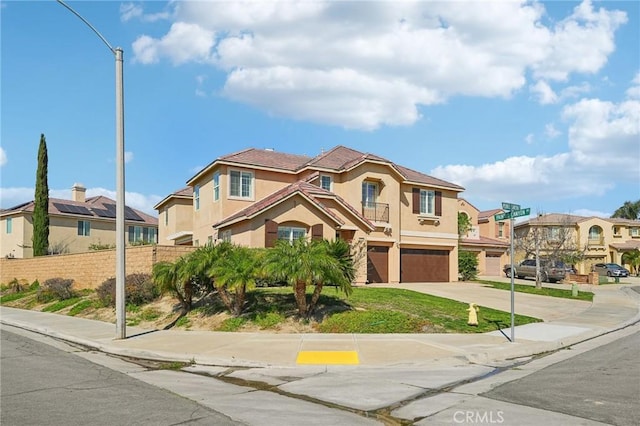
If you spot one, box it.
[56,0,126,339]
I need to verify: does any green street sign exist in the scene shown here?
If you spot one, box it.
[510,207,530,218]
[501,202,521,211]
[494,207,530,221]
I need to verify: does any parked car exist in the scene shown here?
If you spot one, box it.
[591,263,629,277]
[503,259,567,283]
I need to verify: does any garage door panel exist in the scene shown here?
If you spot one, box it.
[367,246,389,283]
[401,249,449,283]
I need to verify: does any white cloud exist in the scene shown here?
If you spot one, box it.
[120,2,170,23]
[525,133,534,144]
[530,80,558,104]
[124,151,134,163]
[432,78,639,207]
[545,123,561,139]
[131,0,627,129]
[570,209,610,218]
[626,72,640,99]
[0,147,7,167]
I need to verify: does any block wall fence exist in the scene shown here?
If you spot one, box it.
[0,245,196,290]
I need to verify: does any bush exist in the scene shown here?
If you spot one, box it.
[37,278,74,302]
[96,273,159,307]
[458,250,479,281]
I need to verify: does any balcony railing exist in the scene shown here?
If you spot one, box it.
[362,202,389,223]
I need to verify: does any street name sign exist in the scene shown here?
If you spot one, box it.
[501,202,521,211]
[494,207,530,221]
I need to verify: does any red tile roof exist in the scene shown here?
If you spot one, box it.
[219,148,312,171]
[212,180,374,230]
[460,236,509,248]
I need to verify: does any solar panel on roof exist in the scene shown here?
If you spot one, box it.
[93,209,116,218]
[124,206,144,221]
[53,202,92,216]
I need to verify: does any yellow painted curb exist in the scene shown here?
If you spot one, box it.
[296,351,359,365]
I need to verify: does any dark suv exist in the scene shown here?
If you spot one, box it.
[503,259,567,283]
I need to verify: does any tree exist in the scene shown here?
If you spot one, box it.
[210,245,261,316]
[514,214,586,288]
[152,256,194,313]
[32,134,50,256]
[458,250,478,281]
[458,212,473,238]
[622,249,640,276]
[611,200,640,220]
[263,238,350,318]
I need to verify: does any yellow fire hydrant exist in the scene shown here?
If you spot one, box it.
[467,303,479,326]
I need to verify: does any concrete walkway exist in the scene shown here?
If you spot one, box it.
[2,279,639,368]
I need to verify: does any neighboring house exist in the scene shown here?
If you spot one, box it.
[158,145,464,284]
[457,199,510,276]
[154,187,194,246]
[514,213,640,274]
[0,184,158,258]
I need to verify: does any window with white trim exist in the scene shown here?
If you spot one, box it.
[5,218,12,234]
[498,222,504,238]
[194,185,200,210]
[631,227,640,237]
[277,226,306,243]
[420,189,435,215]
[320,175,332,191]
[361,182,378,207]
[229,170,253,199]
[77,220,90,236]
[213,172,220,201]
[128,226,157,244]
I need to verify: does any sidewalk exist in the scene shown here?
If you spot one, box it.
[1,281,639,368]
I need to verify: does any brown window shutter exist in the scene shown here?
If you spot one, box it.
[265,219,278,247]
[435,191,442,216]
[312,224,323,240]
[412,188,420,214]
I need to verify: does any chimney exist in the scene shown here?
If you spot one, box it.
[71,183,86,203]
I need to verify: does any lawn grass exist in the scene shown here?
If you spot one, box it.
[246,286,541,333]
[42,297,82,312]
[0,290,36,304]
[476,280,594,302]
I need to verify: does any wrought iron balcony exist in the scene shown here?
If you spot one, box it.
[362,201,389,223]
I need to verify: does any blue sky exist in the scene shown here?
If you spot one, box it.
[1,0,639,217]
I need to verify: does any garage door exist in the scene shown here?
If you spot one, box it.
[401,249,449,282]
[485,253,502,276]
[367,246,389,283]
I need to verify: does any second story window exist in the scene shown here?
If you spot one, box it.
[5,218,12,234]
[631,227,640,237]
[164,207,168,226]
[498,222,504,238]
[362,182,378,207]
[77,220,90,236]
[194,185,200,210]
[230,170,253,199]
[420,190,435,215]
[213,172,220,201]
[320,175,332,191]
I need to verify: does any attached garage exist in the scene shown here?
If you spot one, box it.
[367,245,389,283]
[485,253,503,276]
[400,248,449,282]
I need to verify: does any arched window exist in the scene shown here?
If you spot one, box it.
[588,225,603,244]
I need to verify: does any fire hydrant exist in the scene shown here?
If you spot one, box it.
[467,303,479,326]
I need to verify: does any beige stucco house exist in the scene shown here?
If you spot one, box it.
[514,213,640,274]
[458,199,510,276]
[0,184,158,258]
[157,146,464,284]
[154,187,194,246]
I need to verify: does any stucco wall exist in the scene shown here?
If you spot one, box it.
[0,245,196,290]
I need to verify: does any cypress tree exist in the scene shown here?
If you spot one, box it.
[32,134,50,256]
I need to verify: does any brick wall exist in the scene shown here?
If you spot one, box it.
[0,245,196,290]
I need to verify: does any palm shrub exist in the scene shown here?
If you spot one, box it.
[263,238,351,318]
[210,245,261,316]
[152,256,195,313]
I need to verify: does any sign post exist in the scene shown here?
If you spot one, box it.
[494,204,530,342]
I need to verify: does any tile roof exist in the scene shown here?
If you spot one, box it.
[1,197,157,225]
[460,236,509,248]
[219,148,312,171]
[188,145,463,191]
[212,180,374,230]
